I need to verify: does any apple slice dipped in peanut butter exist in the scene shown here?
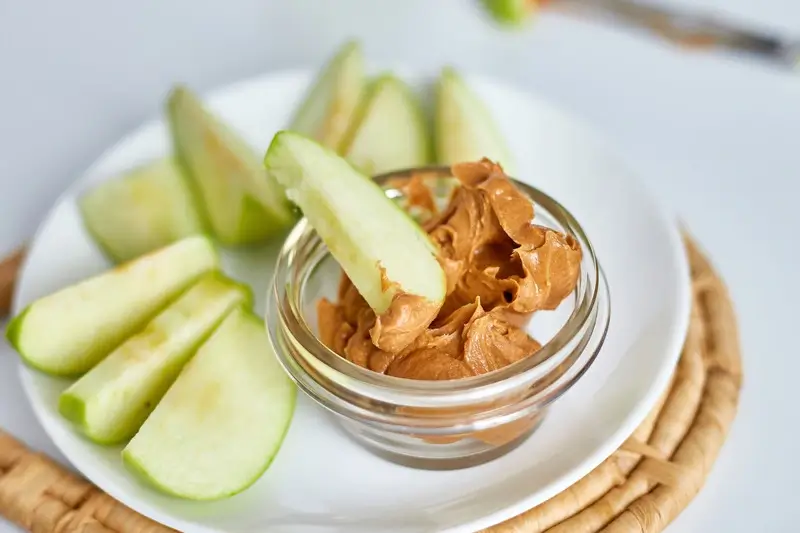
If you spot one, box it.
[289,40,365,151]
[265,131,445,353]
[435,67,515,174]
[316,159,582,382]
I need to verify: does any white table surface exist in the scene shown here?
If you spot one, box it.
[1,1,798,531]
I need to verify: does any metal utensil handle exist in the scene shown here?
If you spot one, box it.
[553,0,800,70]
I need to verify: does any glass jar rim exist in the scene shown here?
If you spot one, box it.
[267,165,605,405]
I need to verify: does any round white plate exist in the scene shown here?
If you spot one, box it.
[14,69,691,533]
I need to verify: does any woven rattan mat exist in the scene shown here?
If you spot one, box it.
[0,235,741,533]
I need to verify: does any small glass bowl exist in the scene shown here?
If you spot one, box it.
[265,166,610,469]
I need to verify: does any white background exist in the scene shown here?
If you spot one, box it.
[0,0,798,531]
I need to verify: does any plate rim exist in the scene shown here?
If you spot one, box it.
[12,67,693,533]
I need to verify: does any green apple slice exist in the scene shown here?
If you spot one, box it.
[435,67,515,174]
[479,0,537,27]
[289,40,365,151]
[58,272,251,444]
[80,158,204,263]
[167,86,296,246]
[265,131,445,317]
[122,307,296,500]
[6,236,218,377]
[341,74,430,176]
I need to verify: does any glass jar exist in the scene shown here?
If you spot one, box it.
[265,166,610,469]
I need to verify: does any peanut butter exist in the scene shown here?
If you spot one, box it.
[317,159,581,380]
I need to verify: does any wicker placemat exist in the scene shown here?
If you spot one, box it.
[0,235,741,533]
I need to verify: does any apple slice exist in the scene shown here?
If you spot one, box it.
[6,236,218,377]
[80,158,204,263]
[167,86,296,246]
[479,0,537,27]
[435,67,515,174]
[341,74,430,176]
[122,307,296,500]
[289,40,365,151]
[58,272,251,444]
[265,131,445,351]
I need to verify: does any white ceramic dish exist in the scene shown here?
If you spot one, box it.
[13,69,691,533]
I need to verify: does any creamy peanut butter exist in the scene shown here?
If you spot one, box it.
[318,159,581,380]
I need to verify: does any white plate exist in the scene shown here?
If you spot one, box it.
[14,69,691,533]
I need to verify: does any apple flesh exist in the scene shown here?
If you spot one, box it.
[122,307,296,500]
[341,74,431,176]
[58,272,251,444]
[435,67,515,174]
[6,236,218,377]
[79,158,204,263]
[289,40,365,151]
[167,86,296,246]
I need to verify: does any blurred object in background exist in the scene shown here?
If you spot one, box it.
[479,0,544,27]
[479,0,800,71]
